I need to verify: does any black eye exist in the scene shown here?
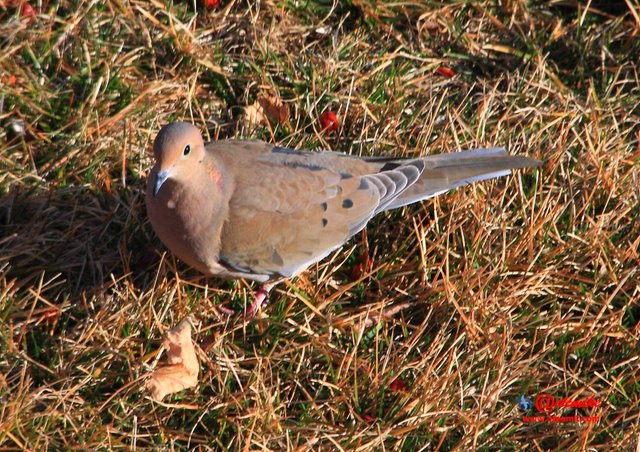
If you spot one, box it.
[183,144,191,156]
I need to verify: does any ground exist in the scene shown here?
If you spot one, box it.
[1,0,639,449]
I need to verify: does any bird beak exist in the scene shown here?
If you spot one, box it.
[153,167,172,196]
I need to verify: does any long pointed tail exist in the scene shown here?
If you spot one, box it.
[385,148,541,210]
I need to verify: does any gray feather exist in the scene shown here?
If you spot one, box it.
[382,148,541,210]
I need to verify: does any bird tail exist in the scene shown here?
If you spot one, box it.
[379,148,541,211]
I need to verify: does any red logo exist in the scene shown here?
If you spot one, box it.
[519,393,602,424]
[535,393,555,413]
[534,393,601,413]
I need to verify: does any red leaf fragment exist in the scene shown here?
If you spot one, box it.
[203,0,219,8]
[390,378,409,392]
[319,111,340,132]
[436,65,455,77]
[20,2,36,24]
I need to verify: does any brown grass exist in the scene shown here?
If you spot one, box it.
[1,0,639,449]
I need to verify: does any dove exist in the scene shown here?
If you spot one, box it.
[146,122,541,315]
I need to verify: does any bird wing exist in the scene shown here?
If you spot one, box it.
[216,144,423,279]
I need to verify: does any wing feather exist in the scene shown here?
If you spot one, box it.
[219,157,383,278]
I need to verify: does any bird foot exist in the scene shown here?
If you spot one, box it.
[217,285,273,318]
[217,305,236,316]
[245,287,270,317]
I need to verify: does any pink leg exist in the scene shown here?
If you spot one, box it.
[246,284,274,317]
[217,305,236,316]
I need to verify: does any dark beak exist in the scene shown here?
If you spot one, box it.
[153,168,171,196]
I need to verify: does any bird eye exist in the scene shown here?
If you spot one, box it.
[183,144,191,156]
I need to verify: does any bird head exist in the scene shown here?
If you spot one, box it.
[151,122,206,196]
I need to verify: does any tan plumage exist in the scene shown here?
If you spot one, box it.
[146,122,541,310]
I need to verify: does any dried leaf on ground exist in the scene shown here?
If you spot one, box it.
[145,318,199,401]
[244,93,290,128]
[258,94,290,124]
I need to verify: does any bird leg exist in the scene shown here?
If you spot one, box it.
[246,283,274,317]
[216,304,236,316]
[216,282,277,318]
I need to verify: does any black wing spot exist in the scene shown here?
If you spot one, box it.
[380,162,402,172]
[340,172,353,179]
[322,218,328,227]
[272,146,305,156]
[321,202,328,211]
[284,161,324,171]
[342,199,353,209]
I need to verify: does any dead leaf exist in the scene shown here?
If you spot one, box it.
[146,317,199,401]
[243,93,290,128]
[258,94,289,125]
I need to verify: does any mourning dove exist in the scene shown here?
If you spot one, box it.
[146,122,541,315]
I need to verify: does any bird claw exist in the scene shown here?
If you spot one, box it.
[245,288,270,318]
[217,286,272,318]
[217,305,236,316]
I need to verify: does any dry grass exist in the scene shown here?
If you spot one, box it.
[1,0,639,449]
